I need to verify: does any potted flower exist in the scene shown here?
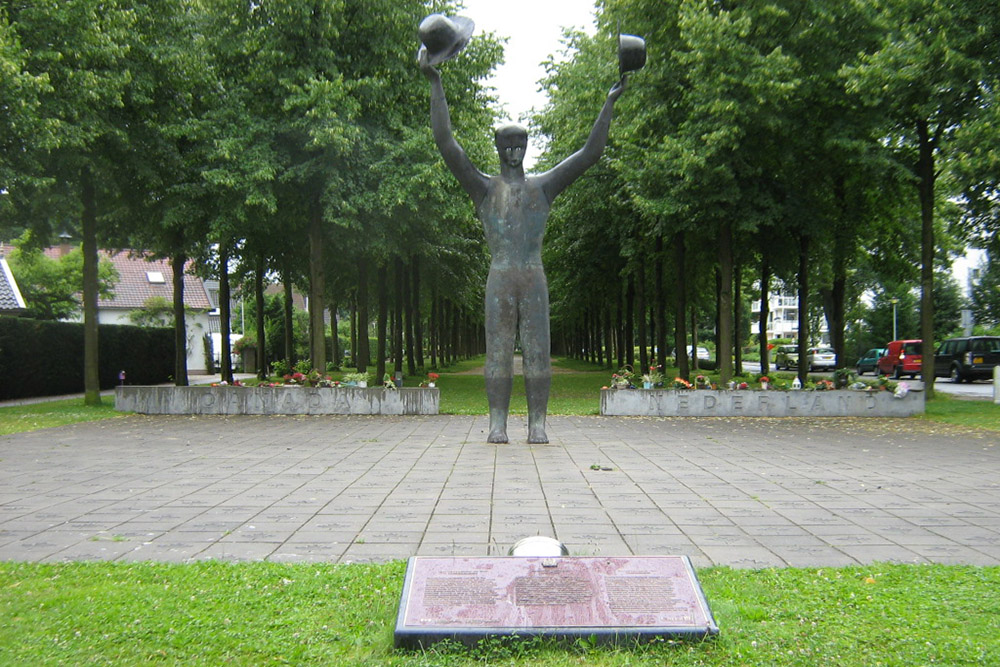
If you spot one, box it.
[611,366,634,389]
[425,372,439,388]
[640,365,663,389]
[694,374,711,389]
[342,371,369,387]
[759,375,770,390]
[383,373,397,390]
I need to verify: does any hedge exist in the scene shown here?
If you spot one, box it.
[0,316,174,400]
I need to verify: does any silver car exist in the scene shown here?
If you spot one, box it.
[806,347,836,371]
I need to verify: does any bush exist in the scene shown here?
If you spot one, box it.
[0,316,174,400]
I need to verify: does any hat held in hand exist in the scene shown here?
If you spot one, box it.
[419,14,475,66]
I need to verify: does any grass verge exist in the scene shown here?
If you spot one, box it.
[0,397,121,435]
[1,561,997,665]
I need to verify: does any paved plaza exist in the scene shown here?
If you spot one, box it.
[1,414,999,568]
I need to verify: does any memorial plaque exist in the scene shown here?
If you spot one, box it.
[394,556,718,648]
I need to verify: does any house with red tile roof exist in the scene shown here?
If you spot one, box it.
[1,244,215,373]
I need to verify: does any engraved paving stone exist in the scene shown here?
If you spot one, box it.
[394,556,718,648]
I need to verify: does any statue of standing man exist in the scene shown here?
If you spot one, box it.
[418,14,641,444]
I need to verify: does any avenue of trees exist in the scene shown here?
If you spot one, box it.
[535,0,1000,396]
[2,0,999,402]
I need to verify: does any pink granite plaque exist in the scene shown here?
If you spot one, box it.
[394,556,718,648]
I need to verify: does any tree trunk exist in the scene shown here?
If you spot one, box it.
[625,275,635,368]
[655,234,666,370]
[329,301,340,370]
[219,243,233,384]
[718,222,733,383]
[172,251,188,386]
[81,169,101,405]
[397,257,412,377]
[637,263,648,372]
[356,259,369,372]
[759,256,770,375]
[822,177,850,368]
[797,234,809,383]
[605,304,614,368]
[430,283,438,368]
[349,299,357,369]
[412,258,424,370]
[308,204,326,370]
[616,295,624,369]
[283,267,294,366]
[673,232,689,379]
[377,262,388,382]
[917,119,936,397]
[733,257,743,377]
[255,253,267,380]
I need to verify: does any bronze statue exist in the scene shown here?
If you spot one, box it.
[418,14,639,444]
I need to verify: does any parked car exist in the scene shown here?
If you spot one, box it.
[855,348,886,375]
[876,339,922,378]
[773,345,799,370]
[933,336,1000,383]
[806,347,836,371]
[671,346,711,361]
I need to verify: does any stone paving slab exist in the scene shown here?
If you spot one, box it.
[1,414,999,568]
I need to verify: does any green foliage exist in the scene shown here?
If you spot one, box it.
[0,315,173,400]
[970,251,1000,328]
[5,243,118,320]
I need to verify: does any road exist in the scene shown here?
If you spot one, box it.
[740,361,997,401]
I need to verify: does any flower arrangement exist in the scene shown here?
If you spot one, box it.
[383,373,397,389]
[342,371,370,387]
[673,376,693,389]
[814,379,835,391]
[694,374,711,389]
[612,366,634,389]
[282,371,308,385]
[641,365,664,387]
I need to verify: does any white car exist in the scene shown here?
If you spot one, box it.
[672,346,711,361]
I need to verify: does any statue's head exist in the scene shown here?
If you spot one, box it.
[494,123,528,168]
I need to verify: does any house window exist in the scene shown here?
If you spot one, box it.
[147,271,165,284]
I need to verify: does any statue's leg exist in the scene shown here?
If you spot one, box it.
[485,271,516,443]
[520,269,551,444]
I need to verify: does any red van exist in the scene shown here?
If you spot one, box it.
[876,339,923,378]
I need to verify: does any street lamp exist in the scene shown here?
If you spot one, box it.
[890,297,899,340]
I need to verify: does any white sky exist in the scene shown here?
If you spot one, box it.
[457,0,598,161]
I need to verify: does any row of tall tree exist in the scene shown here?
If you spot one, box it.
[3,0,999,402]
[1,0,503,403]
[534,0,1000,396]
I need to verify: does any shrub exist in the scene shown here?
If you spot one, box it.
[0,316,174,400]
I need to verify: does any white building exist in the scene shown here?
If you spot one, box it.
[751,289,829,344]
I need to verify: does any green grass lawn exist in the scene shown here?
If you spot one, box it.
[0,561,997,665]
[0,397,121,435]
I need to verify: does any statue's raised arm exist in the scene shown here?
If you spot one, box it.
[537,77,627,204]
[417,16,488,208]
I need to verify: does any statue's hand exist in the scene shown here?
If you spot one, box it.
[608,75,627,103]
[417,47,440,81]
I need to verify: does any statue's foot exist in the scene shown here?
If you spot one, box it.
[487,429,509,444]
[527,428,548,444]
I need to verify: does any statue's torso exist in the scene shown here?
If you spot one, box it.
[478,176,549,270]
